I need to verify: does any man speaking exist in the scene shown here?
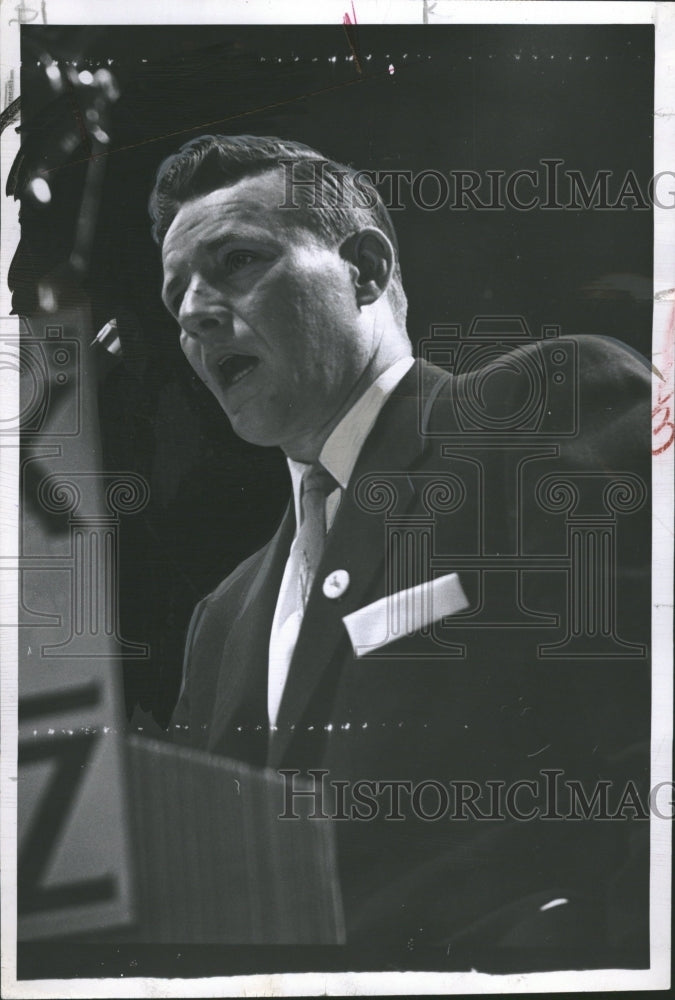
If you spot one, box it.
[149,135,651,966]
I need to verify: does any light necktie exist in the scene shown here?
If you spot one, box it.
[297,463,336,610]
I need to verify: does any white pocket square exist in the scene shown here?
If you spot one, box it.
[342,573,469,657]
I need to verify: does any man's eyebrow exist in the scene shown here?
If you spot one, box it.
[203,230,269,253]
[163,228,277,271]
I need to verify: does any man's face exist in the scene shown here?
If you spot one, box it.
[161,169,375,459]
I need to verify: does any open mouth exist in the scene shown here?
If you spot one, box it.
[217,354,260,389]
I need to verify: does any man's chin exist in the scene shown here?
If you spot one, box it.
[222,408,285,450]
[217,394,327,457]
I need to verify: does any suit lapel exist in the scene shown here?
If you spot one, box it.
[207,504,295,755]
[268,361,447,767]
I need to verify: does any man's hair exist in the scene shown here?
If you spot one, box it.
[148,134,408,324]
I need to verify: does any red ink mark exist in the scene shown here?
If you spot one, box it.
[652,300,675,456]
[343,2,357,25]
[652,395,674,455]
[343,3,362,75]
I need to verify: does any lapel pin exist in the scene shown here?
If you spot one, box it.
[323,569,350,599]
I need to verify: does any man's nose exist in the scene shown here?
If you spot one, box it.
[178,276,230,338]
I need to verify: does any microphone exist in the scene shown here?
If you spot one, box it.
[91,317,122,356]
[90,312,147,383]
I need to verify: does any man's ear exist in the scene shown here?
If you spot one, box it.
[342,228,395,308]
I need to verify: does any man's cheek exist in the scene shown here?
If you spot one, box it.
[270,272,316,321]
[183,346,208,384]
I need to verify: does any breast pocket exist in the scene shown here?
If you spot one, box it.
[341,572,469,658]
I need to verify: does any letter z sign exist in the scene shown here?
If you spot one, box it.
[17,678,134,941]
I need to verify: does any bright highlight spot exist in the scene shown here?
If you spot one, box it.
[29,178,51,204]
[539,898,569,912]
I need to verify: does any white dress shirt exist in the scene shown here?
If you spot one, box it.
[267,355,415,726]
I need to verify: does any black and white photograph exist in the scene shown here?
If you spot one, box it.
[1,1,672,995]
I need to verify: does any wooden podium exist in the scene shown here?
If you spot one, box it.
[118,735,345,944]
[19,730,344,946]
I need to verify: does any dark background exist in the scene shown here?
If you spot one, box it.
[13,24,654,730]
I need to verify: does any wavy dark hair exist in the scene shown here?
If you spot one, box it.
[148,134,407,323]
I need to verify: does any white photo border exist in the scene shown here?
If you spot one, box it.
[1,2,672,996]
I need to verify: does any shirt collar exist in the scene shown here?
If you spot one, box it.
[286,356,414,526]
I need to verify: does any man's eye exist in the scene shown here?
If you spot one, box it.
[226,251,257,272]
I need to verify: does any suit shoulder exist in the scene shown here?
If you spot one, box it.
[204,543,269,607]
[564,333,650,388]
[424,334,649,423]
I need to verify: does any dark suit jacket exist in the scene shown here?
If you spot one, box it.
[171,334,651,968]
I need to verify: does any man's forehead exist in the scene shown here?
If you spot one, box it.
[162,169,296,256]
